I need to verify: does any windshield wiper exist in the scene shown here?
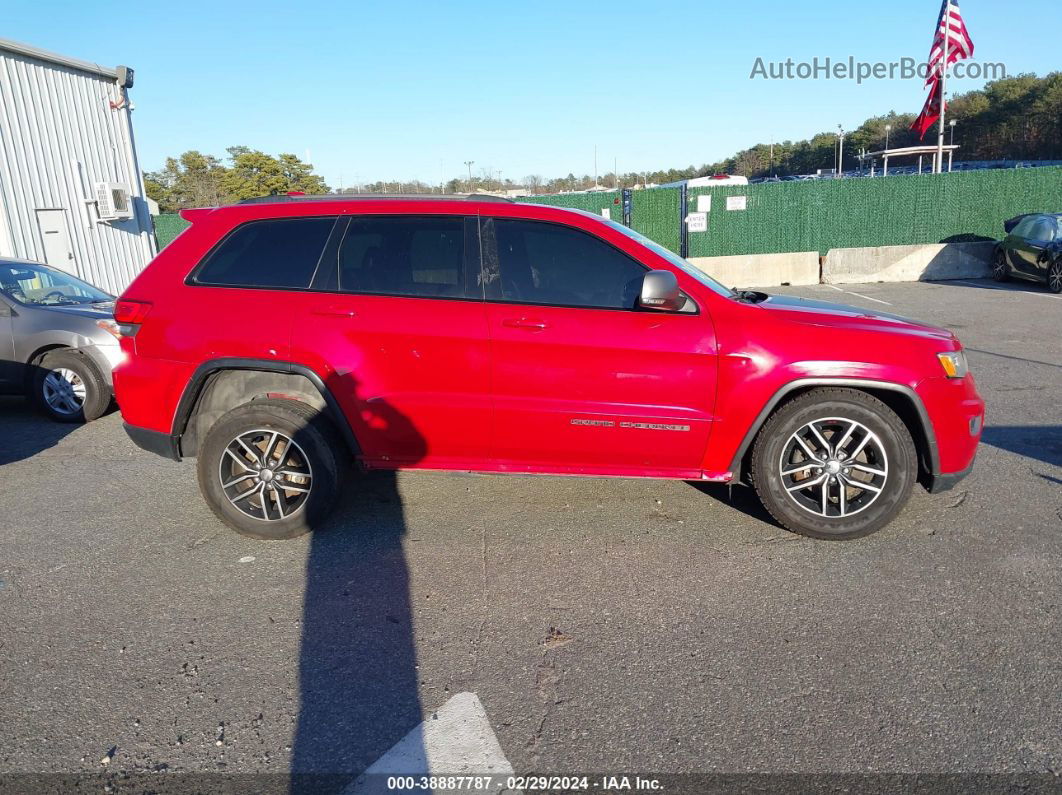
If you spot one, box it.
[731,289,769,304]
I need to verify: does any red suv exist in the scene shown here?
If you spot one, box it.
[113,196,984,541]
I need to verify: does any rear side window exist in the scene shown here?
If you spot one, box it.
[487,218,646,309]
[338,215,468,298]
[194,217,335,288]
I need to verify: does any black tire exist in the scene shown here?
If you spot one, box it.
[31,349,111,423]
[1047,260,1062,294]
[750,388,918,541]
[992,250,1010,282]
[197,398,342,540]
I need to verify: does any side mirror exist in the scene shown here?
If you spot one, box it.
[638,270,684,311]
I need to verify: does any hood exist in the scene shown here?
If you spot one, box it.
[33,301,115,320]
[756,294,955,342]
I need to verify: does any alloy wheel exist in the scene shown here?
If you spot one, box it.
[218,429,314,521]
[1049,263,1062,293]
[42,368,86,415]
[778,417,889,519]
[993,254,1007,279]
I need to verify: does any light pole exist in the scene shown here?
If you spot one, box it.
[837,125,846,178]
[464,160,474,193]
[949,119,957,147]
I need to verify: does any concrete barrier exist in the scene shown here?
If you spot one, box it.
[823,242,996,284]
[686,252,820,288]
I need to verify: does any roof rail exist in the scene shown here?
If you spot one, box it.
[236,193,514,205]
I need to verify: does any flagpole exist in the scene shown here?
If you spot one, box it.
[936,6,948,174]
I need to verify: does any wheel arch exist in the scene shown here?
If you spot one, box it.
[22,344,98,393]
[172,358,362,460]
[728,379,940,486]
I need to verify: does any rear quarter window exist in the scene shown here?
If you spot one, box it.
[193,217,336,288]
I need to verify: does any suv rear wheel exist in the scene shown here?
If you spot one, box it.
[197,398,342,539]
[751,388,917,540]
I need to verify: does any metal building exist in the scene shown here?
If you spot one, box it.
[0,38,155,295]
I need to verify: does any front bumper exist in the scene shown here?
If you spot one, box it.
[926,459,975,494]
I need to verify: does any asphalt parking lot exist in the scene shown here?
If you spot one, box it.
[1,278,1060,789]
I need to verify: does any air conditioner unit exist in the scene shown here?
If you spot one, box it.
[94,182,134,220]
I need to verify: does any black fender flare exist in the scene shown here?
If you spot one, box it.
[726,378,941,478]
[172,357,361,458]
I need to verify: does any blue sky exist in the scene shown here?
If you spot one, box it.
[6,1,1057,187]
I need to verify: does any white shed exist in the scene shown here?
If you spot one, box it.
[0,38,156,295]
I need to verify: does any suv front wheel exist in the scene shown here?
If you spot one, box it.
[197,398,342,539]
[751,388,917,540]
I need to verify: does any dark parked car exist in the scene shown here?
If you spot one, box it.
[994,213,1062,292]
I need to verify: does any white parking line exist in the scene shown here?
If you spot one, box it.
[823,284,893,306]
[347,692,514,794]
[951,280,1062,300]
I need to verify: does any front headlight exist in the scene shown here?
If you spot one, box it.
[937,350,968,379]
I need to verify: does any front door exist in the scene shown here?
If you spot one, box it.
[35,210,76,275]
[481,217,717,477]
[0,296,16,390]
[289,214,491,470]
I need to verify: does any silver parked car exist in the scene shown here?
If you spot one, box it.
[0,258,122,422]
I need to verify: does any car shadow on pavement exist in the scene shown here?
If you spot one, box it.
[981,425,1062,471]
[290,378,426,793]
[0,393,80,465]
[687,481,782,530]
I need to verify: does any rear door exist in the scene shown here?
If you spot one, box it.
[480,216,717,477]
[289,214,491,469]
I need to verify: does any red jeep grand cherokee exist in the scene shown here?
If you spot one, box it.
[113,195,983,541]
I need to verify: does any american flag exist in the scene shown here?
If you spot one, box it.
[912,0,975,139]
[925,0,975,83]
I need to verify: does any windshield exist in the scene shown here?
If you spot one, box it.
[594,216,735,297]
[0,261,112,306]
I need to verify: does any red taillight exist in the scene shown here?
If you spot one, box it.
[114,300,152,336]
[114,300,152,324]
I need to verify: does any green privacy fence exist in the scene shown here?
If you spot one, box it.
[153,213,190,249]
[152,166,1061,257]
[684,166,1062,258]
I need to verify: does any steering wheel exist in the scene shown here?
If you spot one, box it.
[44,290,66,301]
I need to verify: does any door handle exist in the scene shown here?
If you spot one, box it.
[502,317,548,330]
[312,304,356,318]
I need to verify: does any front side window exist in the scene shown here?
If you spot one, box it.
[338,216,469,299]
[0,261,112,306]
[486,219,646,309]
[194,217,336,288]
[1030,218,1057,244]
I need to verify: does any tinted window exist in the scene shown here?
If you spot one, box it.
[489,219,645,309]
[1030,218,1057,243]
[1012,216,1039,238]
[338,216,467,298]
[195,217,335,288]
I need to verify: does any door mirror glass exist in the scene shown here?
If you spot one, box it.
[638,270,684,311]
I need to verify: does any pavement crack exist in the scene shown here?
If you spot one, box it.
[527,627,570,765]
[469,525,489,682]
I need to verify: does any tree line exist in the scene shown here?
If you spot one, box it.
[144,147,330,212]
[146,73,1060,210]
